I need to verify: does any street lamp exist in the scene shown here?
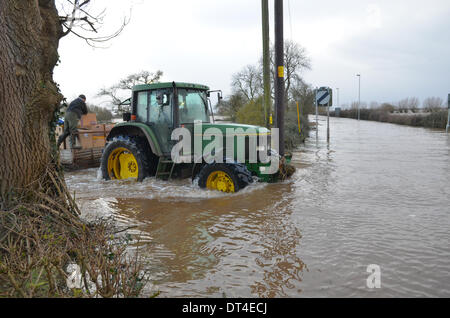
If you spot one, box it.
[356,74,361,121]
[336,88,340,108]
[447,93,450,133]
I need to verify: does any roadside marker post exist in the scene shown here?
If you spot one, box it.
[315,88,318,140]
[327,88,330,142]
[315,87,333,142]
[446,93,450,133]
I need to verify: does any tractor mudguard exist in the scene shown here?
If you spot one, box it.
[107,123,163,157]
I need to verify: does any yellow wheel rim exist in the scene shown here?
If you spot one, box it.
[206,171,235,193]
[107,147,139,180]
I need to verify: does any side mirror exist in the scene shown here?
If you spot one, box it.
[207,90,223,101]
[123,112,131,122]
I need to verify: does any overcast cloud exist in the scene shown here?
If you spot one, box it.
[54,0,450,109]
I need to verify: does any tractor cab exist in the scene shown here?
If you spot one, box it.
[127,82,215,154]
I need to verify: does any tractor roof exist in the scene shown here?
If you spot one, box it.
[132,82,210,92]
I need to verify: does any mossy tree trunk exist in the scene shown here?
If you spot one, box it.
[0,0,63,199]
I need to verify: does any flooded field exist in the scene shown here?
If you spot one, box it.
[65,116,450,297]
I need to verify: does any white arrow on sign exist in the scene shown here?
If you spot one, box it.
[316,90,330,106]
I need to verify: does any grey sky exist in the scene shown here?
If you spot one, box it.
[54,0,450,109]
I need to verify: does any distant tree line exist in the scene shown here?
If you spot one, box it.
[341,96,446,113]
[332,96,448,129]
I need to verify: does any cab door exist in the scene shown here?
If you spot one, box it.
[148,89,174,154]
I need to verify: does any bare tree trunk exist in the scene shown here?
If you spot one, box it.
[0,0,63,198]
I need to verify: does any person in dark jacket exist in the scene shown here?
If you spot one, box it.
[57,94,88,149]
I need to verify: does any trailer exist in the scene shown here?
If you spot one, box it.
[56,113,115,170]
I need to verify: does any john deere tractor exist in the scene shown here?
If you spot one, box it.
[100,82,293,193]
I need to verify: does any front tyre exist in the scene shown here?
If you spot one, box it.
[101,137,149,181]
[197,163,253,193]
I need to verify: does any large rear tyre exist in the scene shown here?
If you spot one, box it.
[101,137,150,181]
[196,163,253,193]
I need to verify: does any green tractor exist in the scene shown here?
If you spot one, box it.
[100,82,293,193]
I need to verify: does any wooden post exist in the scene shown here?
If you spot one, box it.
[261,0,271,128]
[274,0,285,157]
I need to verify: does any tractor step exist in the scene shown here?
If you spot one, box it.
[155,157,176,180]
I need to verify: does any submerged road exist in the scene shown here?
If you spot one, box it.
[66,116,450,297]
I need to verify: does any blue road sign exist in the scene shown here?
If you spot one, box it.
[316,88,332,106]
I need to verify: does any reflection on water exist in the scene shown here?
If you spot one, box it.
[66,117,450,297]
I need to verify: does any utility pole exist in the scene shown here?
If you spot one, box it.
[274,0,285,156]
[261,0,271,128]
[356,74,361,121]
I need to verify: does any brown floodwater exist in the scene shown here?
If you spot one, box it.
[65,116,450,297]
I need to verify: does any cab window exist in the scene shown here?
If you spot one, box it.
[178,89,209,123]
[136,91,148,122]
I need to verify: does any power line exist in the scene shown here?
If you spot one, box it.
[287,0,293,40]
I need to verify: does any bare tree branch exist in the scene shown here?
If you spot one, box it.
[97,70,163,114]
[58,0,130,47]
